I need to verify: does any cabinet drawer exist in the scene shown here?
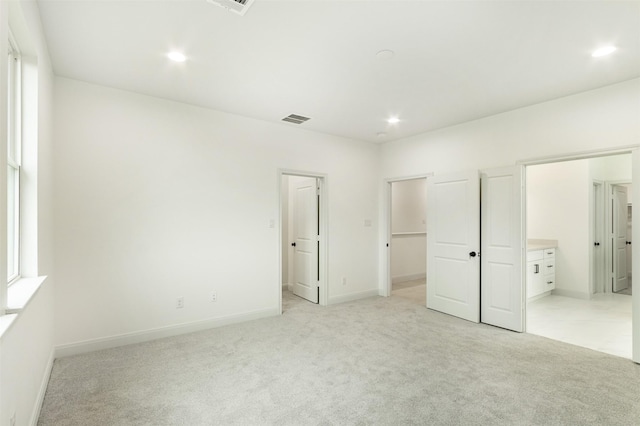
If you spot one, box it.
[543,248,555,259]
[543,259,555,275]
[543,278,555,292]
[527,250,543,262]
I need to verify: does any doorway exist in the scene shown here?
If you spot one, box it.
[525,153,633,359]
[610,182,633,295]
[280,171,327,313]
[388,178,427,305]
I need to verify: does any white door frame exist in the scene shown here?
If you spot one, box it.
[606,180,632,294]
[382,173,433,298]
[518,145,639,363]
[278,169,328,313]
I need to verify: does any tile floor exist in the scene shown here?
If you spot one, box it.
[527,293,632,359]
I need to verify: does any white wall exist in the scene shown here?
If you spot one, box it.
[53,78,379,351]
[590,154,632,183]
[391,179,426,282]
[527,160,591,298]
[0,1,56,425]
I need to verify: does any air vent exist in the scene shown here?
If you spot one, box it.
[206,0,254,16]
[282,114,311,125]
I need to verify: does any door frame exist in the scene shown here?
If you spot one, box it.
[518,145,639,363]
[382,173,433,298]
[278,169,328,313]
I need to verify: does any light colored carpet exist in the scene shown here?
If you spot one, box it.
[39,291,640,425]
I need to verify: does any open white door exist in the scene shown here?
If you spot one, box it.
[292,177,319,303]
[427,170,480,322]
[480,166,525,332]
[613,185,629,293]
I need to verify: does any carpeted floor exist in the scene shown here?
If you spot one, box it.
[39,291,640,425]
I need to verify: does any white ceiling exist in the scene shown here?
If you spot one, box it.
[36,0,640,143]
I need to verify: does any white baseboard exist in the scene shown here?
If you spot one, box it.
[30,348,55,426]
[392,273,426,284]
[552,289,591,300]
[55,307,279,358]
[328,289,379,305]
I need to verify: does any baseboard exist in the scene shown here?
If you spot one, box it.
[392,273,426,284]
[55,307,279,358]
[328,289,379,305]
[552,289,591,300]
[30,348,55,426]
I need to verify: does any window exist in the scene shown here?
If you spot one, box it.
[7,34,21,284]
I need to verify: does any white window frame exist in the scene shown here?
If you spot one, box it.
[7,32,21,285]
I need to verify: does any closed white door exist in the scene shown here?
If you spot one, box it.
[427,170,480,322]
[293,177,319,303]
[480,166,525,332]
[613,185,629,292]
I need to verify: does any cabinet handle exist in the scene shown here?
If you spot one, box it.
[547,281,553,285]
[547,265,553,268]
[534,264,539,274]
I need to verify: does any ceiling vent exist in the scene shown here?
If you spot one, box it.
[206,0,254,16]
[282,114,311,125]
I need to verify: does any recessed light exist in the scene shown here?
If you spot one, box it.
[376,50,395,60]
[167,51,187,62]
[387,117,400,125]
[592,46,617,58]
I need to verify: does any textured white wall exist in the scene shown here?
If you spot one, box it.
[53,78,379,348]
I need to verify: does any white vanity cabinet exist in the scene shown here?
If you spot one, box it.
[527,248,556,299]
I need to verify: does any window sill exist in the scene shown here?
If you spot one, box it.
[7,275,47,314]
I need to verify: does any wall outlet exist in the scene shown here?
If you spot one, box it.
[176,297,184,309]
[341,277,347,286]
[210,292,217,302]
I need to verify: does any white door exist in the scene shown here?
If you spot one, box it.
[292,177,319,303]
[613,185,629,292]
[427,170,480,322]
[480,166,525,332]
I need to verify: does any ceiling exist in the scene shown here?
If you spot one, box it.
[36,0,640,143]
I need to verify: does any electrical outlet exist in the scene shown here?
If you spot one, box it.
[211,292,217,302]
[342,277,347,285]
[176,297,184,309]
